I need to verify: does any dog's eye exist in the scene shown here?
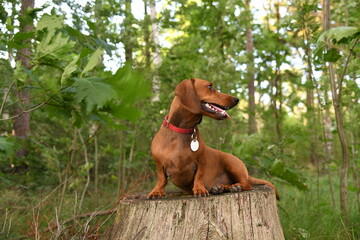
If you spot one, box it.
[208,85,215,91]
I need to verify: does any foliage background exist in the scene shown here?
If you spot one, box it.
[0,0,359,239]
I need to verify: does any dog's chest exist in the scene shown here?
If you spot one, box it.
[166,158,197,190]
[165,157,197,176]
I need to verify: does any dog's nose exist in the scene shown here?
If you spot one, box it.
[233,98,239,105]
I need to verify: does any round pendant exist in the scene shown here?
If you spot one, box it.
[190,139,199,152]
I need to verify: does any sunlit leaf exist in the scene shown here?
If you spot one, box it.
[80,48,104,77]
[317,26,359,44]
[36,14,63,32]
[61,55,80,86]
[34,32,74,62]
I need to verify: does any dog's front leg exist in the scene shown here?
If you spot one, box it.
[192,163,209,197]
[148,162,167,199]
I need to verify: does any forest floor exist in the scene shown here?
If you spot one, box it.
[0,172,359,240]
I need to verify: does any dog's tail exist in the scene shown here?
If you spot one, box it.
[248,176,280,200]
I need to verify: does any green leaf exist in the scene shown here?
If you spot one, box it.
[61,55,80,86]
[315,27,359,60]
[73,77,116,112]
[109,103,142,122]
[80,48,104,78]
[8,32,35,49]
[14,61,28,83]
[34,32,74,62]
[323,48,341,62]
[6,17,14,31]
[36,14,63,32]
[317,26,359,44]
[270,159,307,191]
[107,63,150,104]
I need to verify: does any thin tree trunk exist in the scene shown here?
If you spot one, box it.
[150,0,162,102]
[118,131,124,198]
[143,0,151,68]
[320,0,335,208]
[272,3,282,145]
[350,132,360,213]
[303,21,319,165]
[270,69,282,144]
[329,63,349,222]
[125,0,133,65]
[245,0,257,135]
[13,0,35,158]
[128,124,138,163]
[58,129,78,216]
[78,129,91,213]
[94,135,99,201]
[323,0,350,223]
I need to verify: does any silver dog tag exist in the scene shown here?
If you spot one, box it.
[190,139,199,152]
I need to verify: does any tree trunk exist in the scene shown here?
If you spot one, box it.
[323,0,349,223]
[245,0,257,135]
[104,186,284,240]
[143,0,151,68]
[150,0,162,102]
[304,37,318,165]
[125,0,133,65]
[13,0,34,158]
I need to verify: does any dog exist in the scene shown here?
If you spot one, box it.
[148,79,279,200]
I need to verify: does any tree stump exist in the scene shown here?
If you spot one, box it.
[104,185,284,240]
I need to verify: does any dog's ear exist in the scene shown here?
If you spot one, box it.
[175,79,201,114]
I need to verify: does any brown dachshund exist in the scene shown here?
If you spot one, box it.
[148,79,279,200]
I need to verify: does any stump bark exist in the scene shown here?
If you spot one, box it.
[104,186,284,240]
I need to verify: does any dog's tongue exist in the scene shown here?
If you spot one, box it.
[210,104,231,119]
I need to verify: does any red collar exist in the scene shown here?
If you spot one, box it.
[162,115,195,134]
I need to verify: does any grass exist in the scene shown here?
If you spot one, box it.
[278,172,360,240]
[0,171,359,239]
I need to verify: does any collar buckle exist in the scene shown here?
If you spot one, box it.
[164,116,170,128]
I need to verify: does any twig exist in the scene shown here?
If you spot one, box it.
[33,176,74,209]
[0,97,50,121]
[0,85,70,121]
[7,216,11,237]
[58,130,78,216]
[78,129,90,213]
[2,209,8,233]
[0,80,16,116]
[337,38,359,102]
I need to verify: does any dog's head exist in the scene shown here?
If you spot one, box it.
[175,79,239,120]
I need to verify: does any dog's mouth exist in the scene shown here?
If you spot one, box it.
[201,102,232,119]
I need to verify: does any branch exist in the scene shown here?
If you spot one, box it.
[0,97,51,121]
[0,80,16,116]
[337,38,359,101]
[0,86,70,121]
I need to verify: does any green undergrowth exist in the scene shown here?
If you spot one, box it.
[277,173,360,240]
[0,172,359,239]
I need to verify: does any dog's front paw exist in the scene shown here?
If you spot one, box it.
[229,183,242,192]
[210,185,227,194]
[193,188,209,197]
[147,190,166,199]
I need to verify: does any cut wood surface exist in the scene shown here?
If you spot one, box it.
[104,185,284,240]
